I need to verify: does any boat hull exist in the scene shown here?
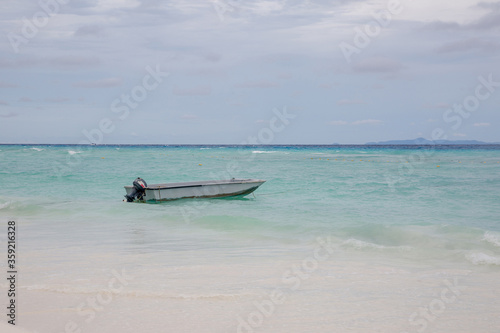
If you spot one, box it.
[124,179,265,202]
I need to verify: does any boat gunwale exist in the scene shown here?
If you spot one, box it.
[124,179,266,191]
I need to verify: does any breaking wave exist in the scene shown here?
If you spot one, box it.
[341,238,412,252]
[252,150,278,154]
[465,252,500,266]
[482,232,500,247]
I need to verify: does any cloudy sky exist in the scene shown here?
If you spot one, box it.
[0,0,499,144]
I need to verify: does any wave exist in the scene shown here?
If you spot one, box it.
[28,147,44,151]
[0,201,11,210]
[68,150,82,155]
[0,198,61,215]
[482,232,500,247]
[341,238,412,252]
[465,252,500,266]
[252,150,277,154]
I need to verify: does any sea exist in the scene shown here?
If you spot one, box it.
[0,144,499,333]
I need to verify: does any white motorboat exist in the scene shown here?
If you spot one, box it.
[124,178,265,202]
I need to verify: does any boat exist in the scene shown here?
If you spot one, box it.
[124,178,266,202]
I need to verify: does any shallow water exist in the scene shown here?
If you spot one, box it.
[1,144,499,332]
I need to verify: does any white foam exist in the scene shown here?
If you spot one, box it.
[466,252,500,266]
[252,150,277,154]
[0,201,11,210]
[341,238,412,252]
[342,238,385,249]
[482,232,500,247]
[29,147,44,151]
[68,150,82,155]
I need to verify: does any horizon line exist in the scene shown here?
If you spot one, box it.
[1,142,499,146]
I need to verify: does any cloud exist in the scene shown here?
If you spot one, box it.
[45,98,71,103]
[278,73,293,80]
[436,37,499,54]
[0,57,40,69]
[474,122,491,127]
[330,119,382,126]
[173,86,212,96]
[423,103,451,109]
[370,83,384,90]
[203,53,222,63]
[453,132,467,137]
[19,97,34,102]
[0,111,17,118]
[0,82,17,88]
[425,5,500,31]
[352,57,403,73]
[181,114,198,120]
[468,12,500,30]
[234,80,279,88]
[352,119,383,125]
[0,100,9,106]
[73,77,123,88]
[330,120,348,125]
[74,25,105,37]
[1,55,99,70]
[0,0,498,144]
[425,21,461,31]
[337,99,365,106]
[477,1,500,10]
[319,83,338,89]
[48,56,100,68]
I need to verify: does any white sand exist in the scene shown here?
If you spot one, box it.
[0,322,33,333]
[9,260,500,333]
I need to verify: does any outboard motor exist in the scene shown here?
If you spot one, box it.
[125,177,148,202]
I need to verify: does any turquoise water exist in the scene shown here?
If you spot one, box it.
[1,144,500,332]
[2,144,500,264]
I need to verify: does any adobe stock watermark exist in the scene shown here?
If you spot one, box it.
[51,64,168,177]
[7,0,69,53]
[59,268,134,333]
[240,106,296,146]
[441,74,499,130]
[235,236,335,333]
[86,64,168,144]
[401,277,466,333]
[178,106,296,224]
[339,0,407,64]
[385,73,499,192]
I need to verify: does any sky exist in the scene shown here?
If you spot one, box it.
[0,0,499,144]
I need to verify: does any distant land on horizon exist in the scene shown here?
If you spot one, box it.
[1,138,500,146]
[365,138,499,145]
